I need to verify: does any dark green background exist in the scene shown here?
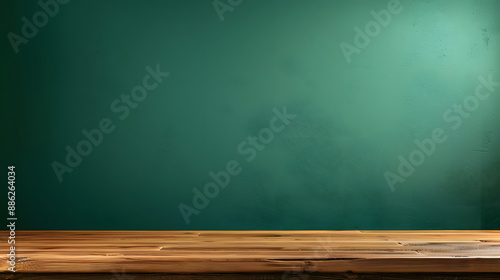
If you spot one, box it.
[2,0,499,230]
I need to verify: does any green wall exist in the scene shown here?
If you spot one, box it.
[2,0,499,230]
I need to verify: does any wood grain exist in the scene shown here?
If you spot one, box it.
[1,231,499,274]
[2,273,500,280]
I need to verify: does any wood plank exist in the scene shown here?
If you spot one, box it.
[1,231,499,274]
[2,273,500,280]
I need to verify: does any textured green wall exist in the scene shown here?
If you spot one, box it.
[2,0,499,230]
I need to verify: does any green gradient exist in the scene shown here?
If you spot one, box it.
[1,0,499,230]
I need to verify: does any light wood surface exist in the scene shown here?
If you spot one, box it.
[1,231,499,274]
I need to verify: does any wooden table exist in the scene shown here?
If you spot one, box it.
[1,230,500,279]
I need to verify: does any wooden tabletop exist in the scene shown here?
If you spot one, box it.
[1,230,500,274]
